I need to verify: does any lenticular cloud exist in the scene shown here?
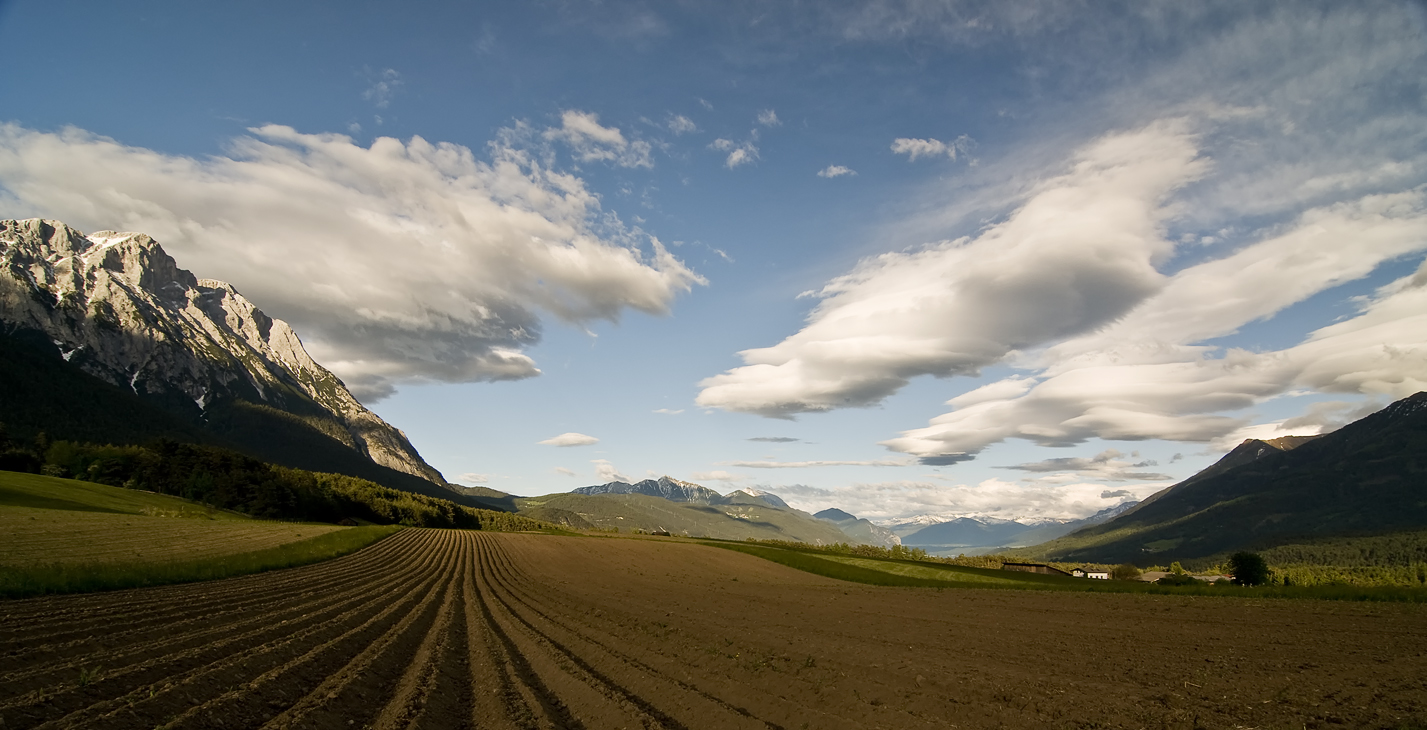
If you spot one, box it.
[697,121,1206,418]
[0,123,703,401]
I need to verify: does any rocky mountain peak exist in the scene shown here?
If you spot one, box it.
[0,218,447,486]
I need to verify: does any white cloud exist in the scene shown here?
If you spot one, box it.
[1000,448,1170,482]
[667,115,698,135]
[458,472,489,484]
[538,432,600,447]
[0,123,703,401]
[768,478,1167,523]
[698,121,1205,417]
[591,459,629,483]
[554,467,577,477]
[891,135,972,161]
[543,110,653,168]
[690,470,745,482]
[720,459,911,469]
[362,68,402,109]
[710,138,759,169]
[757,109,781,127]
[653,408,684,414]
[882,193,1427,463]
[817,165,856,178]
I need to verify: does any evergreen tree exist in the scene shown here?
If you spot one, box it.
[1229,551,1270,586]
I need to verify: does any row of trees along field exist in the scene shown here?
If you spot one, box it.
[0,426,550,531]
[739,537,1427,589]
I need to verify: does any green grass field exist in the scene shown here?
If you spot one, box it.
[703,539,1427,602]
[0,471,402,598]
[0,469,246,518]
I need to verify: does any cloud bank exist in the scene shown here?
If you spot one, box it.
[0,122,702,401]
[884,192,1427,464]
[768,478,1164,523]
[698,121,1205,417]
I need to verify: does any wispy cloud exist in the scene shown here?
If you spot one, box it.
[667,115,698,135]
[362,68,402,109]
[817,165,856,178]
[538,432,600,447]
[458,472,489,484]
[554,467,577,477]
[757,109,781,127]
[891,135,973,162]
[544,110,653,168]
[653,408,685,415]
[710,138,759,168]
[592,459,628,483]
[1001,449,1171,482]
[690,470,745,482]
[748,436,799,443]
[720,459,911,468]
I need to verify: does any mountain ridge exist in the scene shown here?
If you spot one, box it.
[0,218,470,500]
[1014,392,1427,564]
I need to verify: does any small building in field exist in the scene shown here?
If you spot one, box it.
[1001,562,1071,576]
[1071,567,1110,580]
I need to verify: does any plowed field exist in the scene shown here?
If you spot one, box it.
[2,529,1424,729]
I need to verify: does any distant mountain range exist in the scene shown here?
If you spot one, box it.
[574,476,722,503]
[892,502,1139,554]
[0,219,509,511]
[1014,392,1427,564]
[528,477,899,546]
[813,508,901,548]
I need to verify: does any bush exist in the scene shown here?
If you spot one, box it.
[1156,573,1199,586]
[1112,563,1142,580]
[1229,551,1270,586]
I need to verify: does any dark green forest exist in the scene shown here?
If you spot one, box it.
[0,429,553,532]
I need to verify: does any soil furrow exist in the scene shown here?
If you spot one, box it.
[0,531,440,694]
[400,536,482,730]
[8,531,452,729]
[369,532,469,730]
[261,530,463,729]
[479,534,794,730]
[469,533,591,729]
[4,527,1422,730]
[484,536,902,730]
[155,530,462,730]
[0,529,419,645]
[475,532,735,729]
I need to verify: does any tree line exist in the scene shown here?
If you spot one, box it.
[0,426,551,532]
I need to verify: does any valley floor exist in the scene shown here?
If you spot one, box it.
[2,529,1424,729]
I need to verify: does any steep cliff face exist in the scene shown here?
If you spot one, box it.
[573,476,723,504]
[0,218,446,485]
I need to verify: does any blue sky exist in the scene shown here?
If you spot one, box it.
[2,1,1425,522]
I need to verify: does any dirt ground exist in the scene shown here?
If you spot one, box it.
[1,529,1423,729]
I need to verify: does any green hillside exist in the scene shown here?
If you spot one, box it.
[0,330,512,512]
[0,469,246,518]
[516,492,854,543]
[1015,393,1427,565]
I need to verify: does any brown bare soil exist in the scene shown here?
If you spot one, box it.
[1,529,1423,729]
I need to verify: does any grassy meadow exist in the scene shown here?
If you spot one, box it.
[702,538,1427,602]
[0,470,400,598]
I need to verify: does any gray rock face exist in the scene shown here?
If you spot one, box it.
[573,476,722,504]
[0,218,446,485]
